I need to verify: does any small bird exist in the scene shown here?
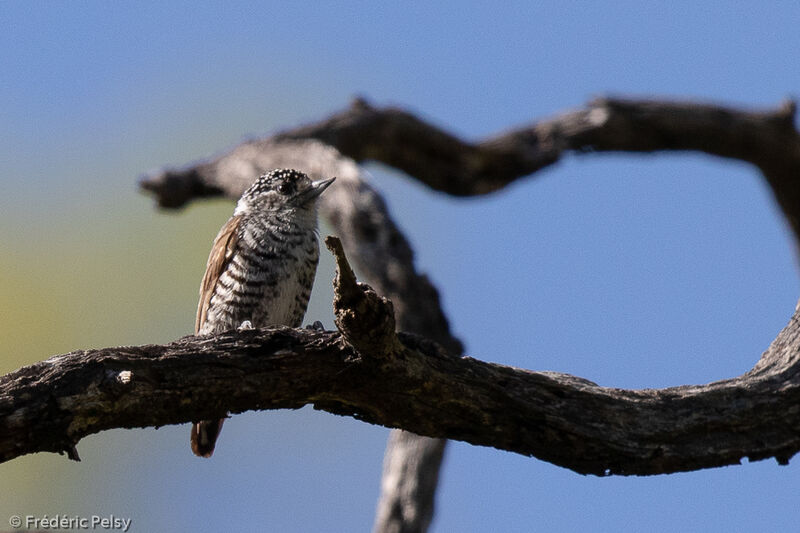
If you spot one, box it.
[191,168,335,457]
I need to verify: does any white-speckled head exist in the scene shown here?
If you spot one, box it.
[234,168,335,216]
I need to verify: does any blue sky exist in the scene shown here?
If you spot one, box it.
[2,2,799,532]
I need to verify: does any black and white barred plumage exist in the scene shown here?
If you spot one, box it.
[191,168,335,457]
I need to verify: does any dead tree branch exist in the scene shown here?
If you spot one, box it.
[142,97,800,239]
[3,236,800,473]
[278,97,800,229]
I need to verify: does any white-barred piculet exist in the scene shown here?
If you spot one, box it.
[191,168,335,457]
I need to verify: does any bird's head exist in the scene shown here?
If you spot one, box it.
[234,168,335,216]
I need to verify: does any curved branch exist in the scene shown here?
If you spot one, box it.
[279,97,800,193]
[280,96,800,239]
[141,97,800,240]
[2,276,799,473]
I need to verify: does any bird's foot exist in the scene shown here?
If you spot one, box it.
[237,320,254,331]
[306,320,325,332]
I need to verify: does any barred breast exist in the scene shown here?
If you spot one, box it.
[199,214,320,335]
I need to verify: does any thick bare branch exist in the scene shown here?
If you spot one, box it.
[141,97,800,240]
[2,288,800,473]
[281,96,800,239]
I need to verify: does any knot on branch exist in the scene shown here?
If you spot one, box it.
[325,235,398,356]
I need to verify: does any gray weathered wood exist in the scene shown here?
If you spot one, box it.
[3,250,799,473]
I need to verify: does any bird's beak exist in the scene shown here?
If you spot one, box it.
[299,176,336,204]
[312,176,336,194]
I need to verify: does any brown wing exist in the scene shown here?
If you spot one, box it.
[195,215,243,334]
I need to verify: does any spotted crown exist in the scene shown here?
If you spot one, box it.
[242,168,311,199]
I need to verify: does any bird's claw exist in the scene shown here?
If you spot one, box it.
[306,320,325,332]
[237,320,254,331]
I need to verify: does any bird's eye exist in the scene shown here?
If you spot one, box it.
[277,182,294,195]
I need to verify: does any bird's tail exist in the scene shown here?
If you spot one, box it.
[191,419,225,457]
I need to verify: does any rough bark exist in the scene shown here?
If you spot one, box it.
[2,237,800,473]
